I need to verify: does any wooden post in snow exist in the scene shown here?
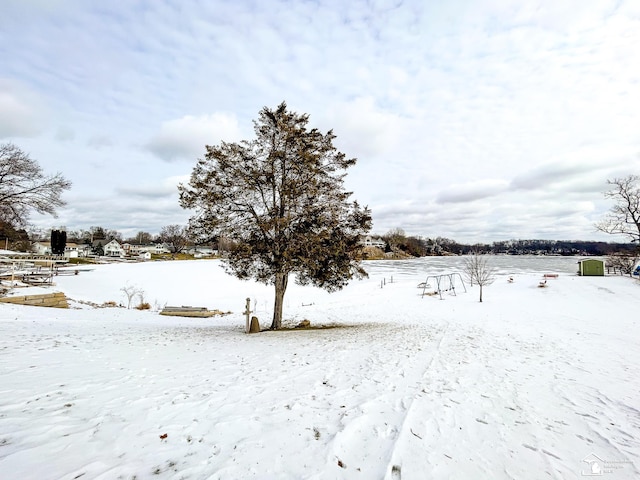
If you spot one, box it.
[244,297,252,333]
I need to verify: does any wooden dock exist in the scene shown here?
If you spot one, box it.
[0,292,68,308]
[159,306,218,317]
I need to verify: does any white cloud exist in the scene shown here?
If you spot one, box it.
[55,126,75,142]
[0,80,48,138]
[4,0,640,242]
[116,175,189,199]
[323,97,405,159]
[436,179,510,204]
[87,135,113,149]
[146,113,242,161]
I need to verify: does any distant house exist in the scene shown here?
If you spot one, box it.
[157,243,172,254]
[64,242,79,259]
[77,244,93,257]
[361,235,386,249]
[120,243,170,257]
[138,251,152,261]
[577,258,604,276]
[136,244,170,255]
[32,241,81,258]
[32,241,52,255]
[122,244,143,255]
[104,239,125,258]
[188,247,216,258]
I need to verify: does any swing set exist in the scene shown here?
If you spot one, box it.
[420,273,467,299]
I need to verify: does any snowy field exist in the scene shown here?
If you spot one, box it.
[0,257,639,479]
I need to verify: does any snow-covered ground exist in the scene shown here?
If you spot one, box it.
[0,258,638,479]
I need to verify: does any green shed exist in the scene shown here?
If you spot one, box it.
[577,258,604,276]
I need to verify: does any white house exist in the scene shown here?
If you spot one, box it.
[32,241,52,255]
[32,241,84,258]
[104,239,125,257]
[138,251,152,261]
[64,242,79,259]
[136,244,170,255]
[361,235,386,249]
[156,243,171,254]
[77,244,93,257]
[188,246,216,258]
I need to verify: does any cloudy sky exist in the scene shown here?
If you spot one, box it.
[1,0,639,243]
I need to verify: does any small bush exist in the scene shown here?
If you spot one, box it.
[136,302,151,310]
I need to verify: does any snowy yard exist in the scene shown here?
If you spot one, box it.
[0,258,639,479]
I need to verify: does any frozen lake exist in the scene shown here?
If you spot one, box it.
[363,254,598,280]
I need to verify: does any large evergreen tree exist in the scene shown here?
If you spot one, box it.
[179,102,372,329]
[50,229,67,255]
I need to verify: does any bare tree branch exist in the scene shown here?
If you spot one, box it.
[158,224,190,254]
[595,175,640,243]
[0,143,72,227]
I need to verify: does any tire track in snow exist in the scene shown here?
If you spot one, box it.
[380,325,564,479]
[319,321,451,478]
[380,320,452,480]
[380,320,640,480]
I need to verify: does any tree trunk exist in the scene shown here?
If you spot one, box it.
[479,284,483,303]
[270,272,289,329]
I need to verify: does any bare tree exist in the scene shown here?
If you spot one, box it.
[596,175,640,243]
[0,219,30,251]
[463,251,496,302]
[120,285,142,309]
[106,229,123,242]
[90,226,107,241]
[125,231,153,245]
[135,289,149,309]
[0,143,71,226]
[384,227,406,250]
[606,252,640,276]
[158,224,190,254]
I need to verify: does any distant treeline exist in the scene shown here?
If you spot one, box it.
[379,230,637,257]
[2,219,636,258]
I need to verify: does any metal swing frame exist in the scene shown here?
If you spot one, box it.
[421,273,467,299]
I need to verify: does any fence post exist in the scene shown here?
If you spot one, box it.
[244,297,252,333]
